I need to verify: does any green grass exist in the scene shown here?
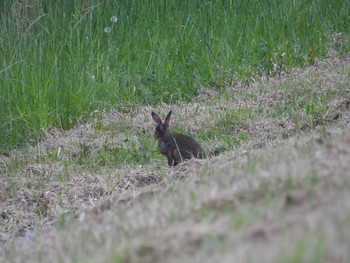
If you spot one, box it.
[0,0,349,149]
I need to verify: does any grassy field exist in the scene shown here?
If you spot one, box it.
[0,55,350,262]
[1,1,350,262]
[1,0,350,149]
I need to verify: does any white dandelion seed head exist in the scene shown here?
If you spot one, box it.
[111,16,118,23]
[104,27,111,33]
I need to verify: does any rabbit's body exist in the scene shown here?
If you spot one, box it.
[152,111,205,166]
[158,133,205,166]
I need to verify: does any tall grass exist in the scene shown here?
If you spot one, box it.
[1,0,349,149]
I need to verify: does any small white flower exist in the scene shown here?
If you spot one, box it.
[111,16,118,23]
[104,27,111,33]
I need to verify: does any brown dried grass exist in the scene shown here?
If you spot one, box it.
[0,55,350,262]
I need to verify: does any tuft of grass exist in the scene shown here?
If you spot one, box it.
[280,232,326,263]
[1,0,350,149]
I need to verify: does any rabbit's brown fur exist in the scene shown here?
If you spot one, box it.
[152,111,205,166]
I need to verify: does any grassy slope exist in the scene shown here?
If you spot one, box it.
[1,0,350,149]
[0,55,350,262]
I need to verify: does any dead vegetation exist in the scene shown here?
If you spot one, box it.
[0,55,350,262]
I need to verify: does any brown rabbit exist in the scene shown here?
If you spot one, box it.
[151,111,205,166]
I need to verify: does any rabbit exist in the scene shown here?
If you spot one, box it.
[151,110,205,166]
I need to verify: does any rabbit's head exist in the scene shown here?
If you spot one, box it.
[151,111,172,139]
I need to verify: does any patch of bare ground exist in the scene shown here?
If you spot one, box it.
[0,55,350,262]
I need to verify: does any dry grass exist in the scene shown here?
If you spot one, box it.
[0,55,350,262]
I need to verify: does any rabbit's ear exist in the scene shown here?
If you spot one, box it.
[165,110,172,126]
[152,112,163,125]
